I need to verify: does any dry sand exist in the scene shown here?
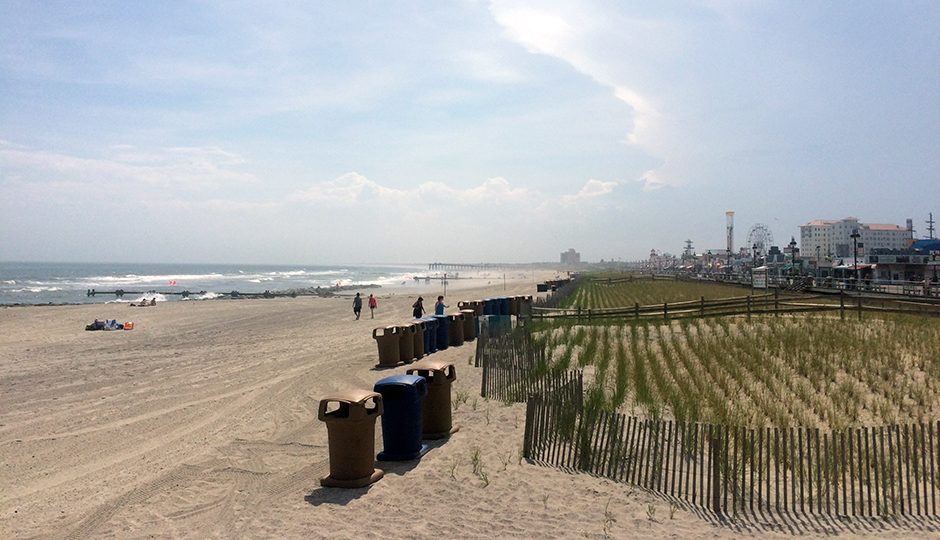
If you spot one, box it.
[1,273,935,539]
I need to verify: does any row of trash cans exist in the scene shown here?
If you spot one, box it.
[373,312,478,368]
[318,358,459,488]
[466,295,533,317]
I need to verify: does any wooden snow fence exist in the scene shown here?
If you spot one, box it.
[524,398,940,518]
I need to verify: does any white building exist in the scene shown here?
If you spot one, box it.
[800,217,912,260]
[799,219,837,261]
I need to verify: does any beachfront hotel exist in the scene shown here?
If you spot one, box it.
[799,216,912,260]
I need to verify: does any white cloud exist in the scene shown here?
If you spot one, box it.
[0,144,254,193]
[636,170,666,191]
[290,175,530,209]
[487,1,669,179]
[458,177,529,205]
[288,173,405,206]
[560,178,617,206]
[490,6,574,56]
[486,1,793,192]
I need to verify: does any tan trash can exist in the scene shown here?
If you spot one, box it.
[520,295,533,317]
[460,309,476,342]
[373,326,401,367]
[318,389,384,488]
[398,323,416,364]
[411,320,426,360]
[406,359,459,439]
[447,313,464,347]
[509,295,520,316]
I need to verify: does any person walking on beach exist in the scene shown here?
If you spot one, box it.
[434,295,448,315]
[353,293,363,320]
[412,296,425,318]
[368,294,377,318]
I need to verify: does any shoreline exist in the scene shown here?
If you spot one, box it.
[1,271,559,308]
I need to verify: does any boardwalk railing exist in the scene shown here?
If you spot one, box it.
[524,396,940,517]
[533,291,940,322]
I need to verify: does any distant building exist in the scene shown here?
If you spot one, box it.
[799,219,837,260]
[648,249,678,271]
[800,217,912,260]
[560,248,581,264]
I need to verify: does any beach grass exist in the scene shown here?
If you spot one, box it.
[535,311,940,431]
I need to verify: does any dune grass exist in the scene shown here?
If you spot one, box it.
[559,276,749,310]
[533,313,940,431]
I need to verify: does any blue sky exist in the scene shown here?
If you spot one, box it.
[2,0,938,264]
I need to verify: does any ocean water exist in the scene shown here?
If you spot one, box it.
[0,262,433,305]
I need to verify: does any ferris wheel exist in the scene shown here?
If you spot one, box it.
[746,223,774,256]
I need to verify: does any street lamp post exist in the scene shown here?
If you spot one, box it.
[850,228,860,291]
[789,237,797,277]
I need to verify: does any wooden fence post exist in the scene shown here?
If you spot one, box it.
[700,296,705,317]
[635,302,639,320]
[711,429,722,513]
[523,397,536,459]
[774,288,779,316]
[840,291,845,320]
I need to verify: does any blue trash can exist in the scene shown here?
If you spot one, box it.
[483,298,496,315]
[498,297,509,315]
[432,314,449,351]
[420,316,437,354]
[374,374,430,461]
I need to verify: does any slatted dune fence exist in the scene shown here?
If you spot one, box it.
[476,323,584,404]
[524,398,940,517]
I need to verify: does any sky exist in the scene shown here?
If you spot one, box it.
[1,1,938,265]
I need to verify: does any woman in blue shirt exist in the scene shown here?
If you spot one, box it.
[434,295,448,315]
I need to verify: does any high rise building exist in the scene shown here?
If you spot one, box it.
[560,248,581,264]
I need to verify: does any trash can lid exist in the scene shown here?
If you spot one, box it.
[407,358,457,383]
[321,388,381,404]
[318,389,383,421]
[374,374,428,399]
[375,374,426,387]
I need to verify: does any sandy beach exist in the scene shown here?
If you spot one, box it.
[1,274,934,539]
